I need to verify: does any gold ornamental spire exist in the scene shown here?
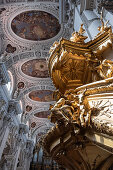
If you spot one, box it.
[70,24,88,43]
[97,7,110,36]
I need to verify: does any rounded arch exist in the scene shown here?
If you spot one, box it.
[31,123,51,139]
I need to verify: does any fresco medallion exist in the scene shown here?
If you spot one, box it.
[11,11,61,41]
[17,82,25,89]
[21,59,49,78]
[29,90,53,102]
[26,105,32,112]
[31,122,36,128]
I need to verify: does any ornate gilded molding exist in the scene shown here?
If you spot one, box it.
[48,22,113,93]
[43,20,113,170]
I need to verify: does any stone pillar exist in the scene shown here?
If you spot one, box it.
[0,127,9,160]
[16,139,34,170]
[0,100,21,164]
[24,140,34,170]
[0,99,7,154]
[4,130,25,170]
[0,112,14,161]
[13,146,21,170]
[83,10,101,38]
[4,144,21,170]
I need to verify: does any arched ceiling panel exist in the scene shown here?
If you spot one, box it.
[21,59,49,78]
[11,10,61,41]
[29,90,53,102]
[34,111,51,118]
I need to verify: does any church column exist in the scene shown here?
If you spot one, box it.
[4,123,28,170]
[0,99,22,167]
[16,139,34,170]
[0,127,9,160]
[0,99,7,160]
[0,100,21,160]
[0,63,10,160]
[4,136,21,170]
[13,146,21,170]
[24,140,34,170]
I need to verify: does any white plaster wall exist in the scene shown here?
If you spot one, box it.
[83,10,98,20]
[88,19,101,38]
[83,10,101,39]
[104,11,113,28]
[74,7,82,32]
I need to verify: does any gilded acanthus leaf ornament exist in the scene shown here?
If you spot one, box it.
[49,90,94,128]
[96,59,113,79]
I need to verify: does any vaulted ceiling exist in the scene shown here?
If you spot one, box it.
[0,0,74,143]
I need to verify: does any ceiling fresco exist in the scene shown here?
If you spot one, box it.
[29,90,53,102]
[21,59,49,78]
[11,10,61,41]
[34,111,51,118]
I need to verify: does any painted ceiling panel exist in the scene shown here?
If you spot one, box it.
[21,59,49,78]
[34,111,50,118]
[11,10,61,41]
[29,90,53,102]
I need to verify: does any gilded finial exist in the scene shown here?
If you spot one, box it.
[78,24,85,35]
[97,7,109,36]
[70,24,87,43]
